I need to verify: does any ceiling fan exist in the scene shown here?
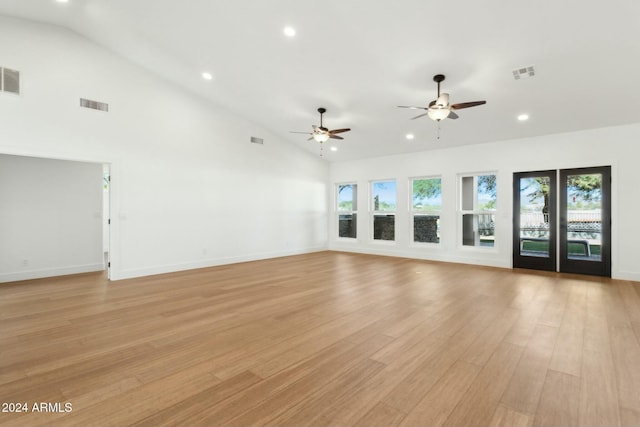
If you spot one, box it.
[398,74,486,121]
[290,107,351,144]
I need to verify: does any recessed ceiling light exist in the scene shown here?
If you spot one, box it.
[330,146,338,152]
[56,0,69,3]
[283,26,296,37]
[405,133,415,140]
[517,114,529,121]
[201,72,213,81]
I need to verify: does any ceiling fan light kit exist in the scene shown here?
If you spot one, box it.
[290,107,352,156]
[427,108,450,121]
[313,132,330,143]
[398,74,486,123]
[292,74,485,153]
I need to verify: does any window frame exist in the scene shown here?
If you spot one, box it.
[336,182,358,240]
[410,176,442,246]
[459,172,497,249]
[370,179,397,243]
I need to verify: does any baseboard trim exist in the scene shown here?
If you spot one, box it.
[111,246,328,281]
[329,245,510,270]
[0,263,105,283]
[612,271,640,281]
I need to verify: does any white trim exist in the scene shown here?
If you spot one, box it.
[0,263,104,283]
[409,176,443,245]
[111,246,327,281]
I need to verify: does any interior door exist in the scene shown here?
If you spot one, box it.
[559,166,611,277]
[513,171,557,271]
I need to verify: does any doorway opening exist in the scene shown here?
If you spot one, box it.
[0,154,112,283]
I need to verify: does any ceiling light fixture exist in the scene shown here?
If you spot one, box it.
[56,0,69,3]
[330,146,338,152]
[201,72,213,80]
[283,26,296,37]
[398,74,486,124]
[405,133,415,140]
[518,114,529,121]
[427,108,451,121]
[313,132,330,143]
[289,108,351,156]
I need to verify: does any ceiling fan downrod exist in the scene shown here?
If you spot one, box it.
[318,107,326,129]
[433,74,445,98]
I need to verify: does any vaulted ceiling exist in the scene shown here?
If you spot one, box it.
[1,0,639,161]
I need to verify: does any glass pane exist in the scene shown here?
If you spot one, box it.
[372,181,396,211]
[338,213,357,238]
[337,184,357,211]
[477,175,497,210]
[412,178,442,211]
[414,215,439,243]
[566,173,602,261]
[519,177,550,257]
[461,176,474,211]
[463,214,495,247]
[373,214,394,241]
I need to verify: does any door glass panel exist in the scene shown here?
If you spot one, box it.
[566,173,602,261]
[519,177,550,257]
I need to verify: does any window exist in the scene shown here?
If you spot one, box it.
[337,183,357,239]
[372,180,396,241]
[461,174,496,247]
[411,177,442,244]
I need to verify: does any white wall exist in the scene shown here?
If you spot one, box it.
[0,16,329,281]
[329,123,640,281]
[0,155,104,282]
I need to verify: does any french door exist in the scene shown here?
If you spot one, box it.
[513,166,611,277]
[513,170,557,271]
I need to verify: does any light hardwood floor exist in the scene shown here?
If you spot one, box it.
[1,251,640,426]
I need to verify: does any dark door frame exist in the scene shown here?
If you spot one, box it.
[513,170,557,272]
[559,166,611,277]
[513,166,611,278]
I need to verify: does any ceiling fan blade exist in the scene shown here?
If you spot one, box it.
[398,106,427,110]
[330,135,344,140]
[451,100,486,110]
[410,112,430,120]
[329,128,351,134]
[429,100,436,108]
[448,111,459,120]
[307,136,314,141]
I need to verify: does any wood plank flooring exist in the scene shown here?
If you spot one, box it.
[1,251,640,426]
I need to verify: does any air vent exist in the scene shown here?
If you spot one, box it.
[0,67,20,94]
[80,98,109,112]
[512,65,535,80]
[250,136,264,145]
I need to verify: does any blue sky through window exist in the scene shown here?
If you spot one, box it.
[373,181,396,210]
[338,184,356,210]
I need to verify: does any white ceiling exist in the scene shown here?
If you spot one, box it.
[1,0,640,161]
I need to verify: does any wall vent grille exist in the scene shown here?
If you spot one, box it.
[80,98,109,112]
[250,136,264,145]
[512,65,535,80]
[0,67,20,94]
